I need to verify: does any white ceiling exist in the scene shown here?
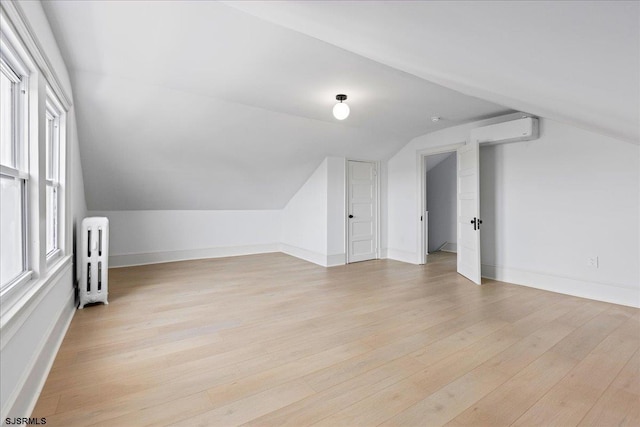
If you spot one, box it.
[228,0,640,144]
[41,0,511,210]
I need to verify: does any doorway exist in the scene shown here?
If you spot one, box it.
[417,143,465,267]
[415,134,485,283]
[424,152,457,260]
[418,141,483,284]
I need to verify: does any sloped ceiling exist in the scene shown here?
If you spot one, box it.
[228,0,640,144]
[41,0,511,210]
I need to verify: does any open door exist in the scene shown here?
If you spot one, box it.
[457,140,482,284]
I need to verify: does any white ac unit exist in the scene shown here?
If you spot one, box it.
[79,217,109,309]
[470,117,539,145]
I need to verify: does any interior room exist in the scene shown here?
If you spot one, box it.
[0,1,638,426]
[425,151,457,257]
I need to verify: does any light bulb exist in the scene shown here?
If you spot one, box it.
[333,102,350,120]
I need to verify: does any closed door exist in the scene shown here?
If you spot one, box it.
[347,160,377,263]
[457,140,482,284]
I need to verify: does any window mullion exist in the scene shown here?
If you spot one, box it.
[45,89,64,258]
[12,76,19,167]
[21,176,28,274]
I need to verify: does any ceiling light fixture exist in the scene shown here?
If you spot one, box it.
[333,94,350,120]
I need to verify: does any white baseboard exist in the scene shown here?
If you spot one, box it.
[482,264,640,308]
[326,253,347,267]
[441,242,457,253]
[386,248,420,264]
[109,243,280,268]
[2,288,75,419]
[279,244,325,266]
[111,243,347,269]
[279,244,345,267]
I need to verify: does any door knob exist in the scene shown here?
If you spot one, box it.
[348,215,354,218]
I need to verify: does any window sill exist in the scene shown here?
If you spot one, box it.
[0,255,72,350]
[0,270,34,302]
[46,248,62,270]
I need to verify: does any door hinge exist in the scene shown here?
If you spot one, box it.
[420,216,423,221]
[471,217,483,230]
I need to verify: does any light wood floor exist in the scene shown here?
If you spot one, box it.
[33,252,639,426]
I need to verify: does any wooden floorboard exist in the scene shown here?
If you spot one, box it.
[32,252,638,426]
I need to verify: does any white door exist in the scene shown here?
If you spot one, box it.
[457,141,482,284]
[347,160,377,263]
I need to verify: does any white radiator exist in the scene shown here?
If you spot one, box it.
[79,217,109,309]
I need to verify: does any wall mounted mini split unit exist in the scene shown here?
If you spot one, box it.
[79,217,109,309]
[470,116,539,145]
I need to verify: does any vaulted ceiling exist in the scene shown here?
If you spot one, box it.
[228,0,639,144]
[41,1,637,210]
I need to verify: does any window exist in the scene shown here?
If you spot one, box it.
[0,51,28,290]
[46,96,62,257]
[1,8,70,316]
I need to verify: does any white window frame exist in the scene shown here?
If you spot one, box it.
[1,0,73,332]
[0,34,31,295]
[45,90,64,263]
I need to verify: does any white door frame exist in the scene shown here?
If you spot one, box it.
[345,159,381,264]
[417,143,465,265]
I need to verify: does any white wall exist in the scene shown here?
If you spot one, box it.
[88,210,282,267]
[1,266,74,420]
[91,157,347,269]
[426,153,456,253]
[281,158,328,260]
[478,120,639,306]
[68,109,87,281]
[1,0,86,420]
[326,157,346,264]
[281,157,346,267]
[387,112,530,261]
[385,113,640,307]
